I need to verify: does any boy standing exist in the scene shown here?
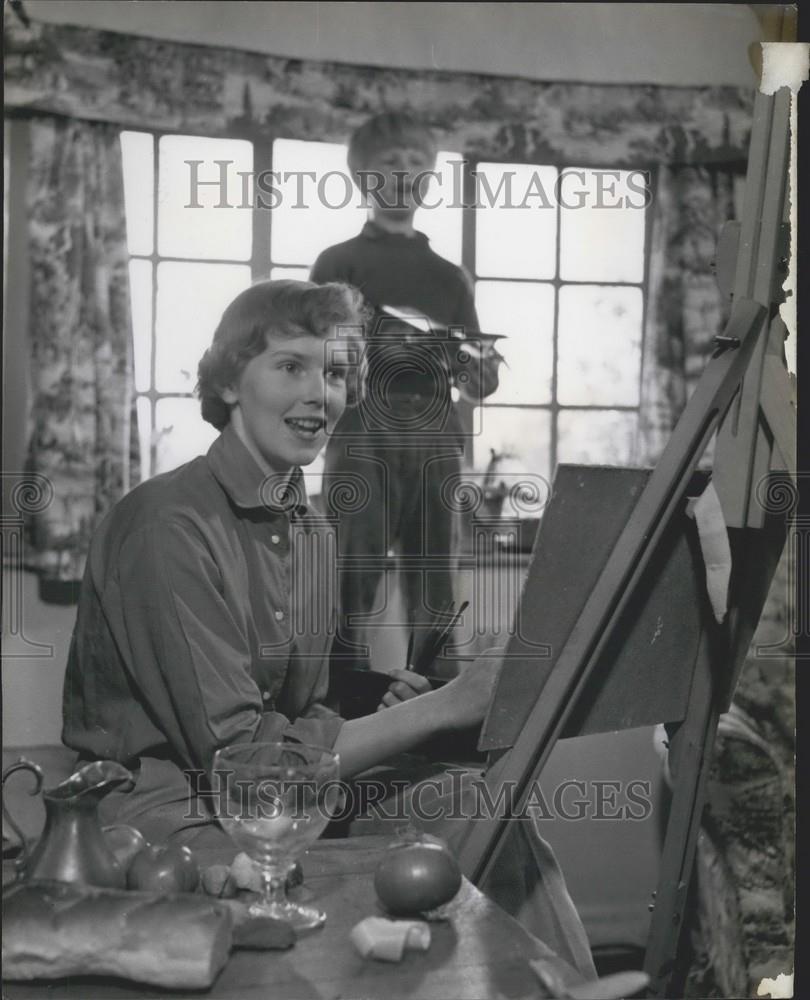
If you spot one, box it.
[311,112,500,681]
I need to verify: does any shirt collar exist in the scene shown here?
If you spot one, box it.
[360,220,429,244]
[206,423,309,517]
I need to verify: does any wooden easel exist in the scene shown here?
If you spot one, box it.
[455,84,795,998]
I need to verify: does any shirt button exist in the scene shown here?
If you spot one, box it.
[271,534,280,544]
[274,609,285,621]
[262,690,272,702]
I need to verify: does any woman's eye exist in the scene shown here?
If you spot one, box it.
[281,361,301,374]
[327,368,347,382]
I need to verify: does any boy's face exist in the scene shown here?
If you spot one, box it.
[365,145,436,218]
[222,330,349,472]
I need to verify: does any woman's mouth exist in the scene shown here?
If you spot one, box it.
[284,416,325,440]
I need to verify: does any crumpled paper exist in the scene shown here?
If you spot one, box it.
[687,480,732,624]
[350,917,430,962]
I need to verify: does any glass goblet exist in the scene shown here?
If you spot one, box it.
[212,741,341,931]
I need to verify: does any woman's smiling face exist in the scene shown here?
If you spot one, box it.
[222,331,349,472]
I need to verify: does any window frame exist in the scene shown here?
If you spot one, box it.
[124,129,278,479]
[123,129,655,483]
[458,156,655,476]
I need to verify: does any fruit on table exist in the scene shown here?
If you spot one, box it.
[374,842,462,916]
[200,864,238,899]
[201,855,304,898]
[127,843,200,894]
[102,825,148,875]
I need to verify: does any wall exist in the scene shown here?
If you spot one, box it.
[24,1,760,87]
[2,572,76,746]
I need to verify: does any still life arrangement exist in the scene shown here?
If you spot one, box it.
[1,751,466,991]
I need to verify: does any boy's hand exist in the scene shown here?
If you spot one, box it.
[377,669,433,710]
[454,342,503,402]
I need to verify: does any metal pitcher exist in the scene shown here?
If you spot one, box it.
[2,757,134,888]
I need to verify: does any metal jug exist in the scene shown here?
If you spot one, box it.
[2,757,134,888]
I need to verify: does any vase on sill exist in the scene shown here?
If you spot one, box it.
[474,447,511,521]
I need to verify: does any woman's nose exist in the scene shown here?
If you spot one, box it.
[303,371,326,404]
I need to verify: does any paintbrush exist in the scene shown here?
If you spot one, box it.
[410,600,470,677]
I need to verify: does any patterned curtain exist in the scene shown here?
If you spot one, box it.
[24,116,138,598]
[4,13,754,165]
[639,166,740,466]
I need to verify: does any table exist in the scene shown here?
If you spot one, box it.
[3,835,562,999]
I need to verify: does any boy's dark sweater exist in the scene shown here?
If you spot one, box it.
[311,221,479,401]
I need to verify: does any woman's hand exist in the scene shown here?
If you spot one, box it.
[377,669,433,710]
[435,647,504,729]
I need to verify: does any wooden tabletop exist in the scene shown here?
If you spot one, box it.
[4,835,558,999]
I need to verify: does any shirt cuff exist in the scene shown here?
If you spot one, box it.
[254,710,344,752]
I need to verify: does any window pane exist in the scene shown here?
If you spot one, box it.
[475,281,554,404]
[154,397,219,475]
[120,131,154,256]
[473,407,551,485]
[270,139,366,266]
[557,285,642,406]
[413,151,463,265]
[158,135,253,261]
[557,409,637,466]
[155,262,251,393]
[129,259,153,393]
[559,168,646,282]
[136,395,152,482]
[270,266,311,281]
[475,163,558,279]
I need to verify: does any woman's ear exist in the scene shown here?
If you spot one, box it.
[220,384,238,405]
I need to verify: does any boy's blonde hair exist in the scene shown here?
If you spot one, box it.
[347,111,437,185]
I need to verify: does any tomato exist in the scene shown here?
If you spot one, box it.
[374,842,462,915]
[102,824,148,874]
[127,843,200,894]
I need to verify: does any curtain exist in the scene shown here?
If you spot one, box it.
[23,116,138,597]
[4,14,753,166]
[639,166,740,466]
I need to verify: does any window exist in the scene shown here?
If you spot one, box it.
[121,131,254,480]
[121,132,465,481]
[467,163,649,501]
[121,135,649,500]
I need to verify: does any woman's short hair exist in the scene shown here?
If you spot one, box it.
[197,279,367,430]
[347,111,437,183]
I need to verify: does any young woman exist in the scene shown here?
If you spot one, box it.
[62,279,501,846]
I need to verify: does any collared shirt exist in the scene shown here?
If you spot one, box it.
[62,423,343,774]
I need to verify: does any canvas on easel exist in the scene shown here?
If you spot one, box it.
[454,80,795,998]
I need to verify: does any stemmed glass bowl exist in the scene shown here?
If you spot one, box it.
[212,741,341,930]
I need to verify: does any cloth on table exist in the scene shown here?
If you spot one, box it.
[345,757,597,981]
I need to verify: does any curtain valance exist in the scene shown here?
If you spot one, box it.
[5,13,754,167]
